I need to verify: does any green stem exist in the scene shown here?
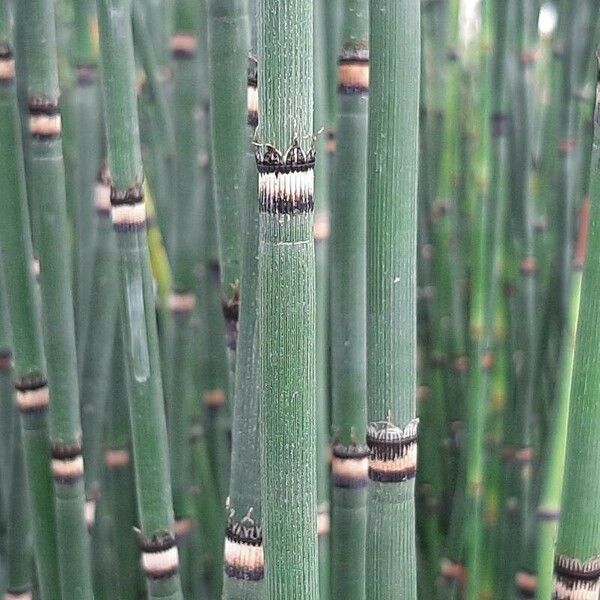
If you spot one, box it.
[365,1,420,598]
[95,0,182,596]
[257,0,318,596]
[20,0,94,594]
[552,55,600,600]
[206,0,250,365]
[330,0,368,597]
[0,3,60,596]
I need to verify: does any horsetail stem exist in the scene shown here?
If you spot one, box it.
[329,0,369,597]
[0,6,60,596]
[95,0,182,596]
[19,0,94,593]
[257,0,318,596]
[365,0,420,598]
[221,53,264,599]
[206,0,250,364]
[552,53,600,600]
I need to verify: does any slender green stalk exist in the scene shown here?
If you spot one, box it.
[0,270,13,513]
[5,405,33,600]
[365,1,420,598]
[168,0,202,543]
[131,0,175,158]
[70,0,102,355]
[366,0,420,599]
[257,0,317,596]
[551,55,600,600]
[221,56,263,599]
[79,166,119,526]
[206,0,250,364]
[104,334,141,600]
[95,0,182,596]
[0,288,33,599]
[330,0,368,597]
[463,2,495,597]
[0,3,60,596]
[535,200,588,600]
[20,0,94,594]
[314,0,331,596]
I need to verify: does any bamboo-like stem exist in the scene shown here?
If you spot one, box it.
[167,0,202,543]
[132,0,176,158]
[551,55,600,600]
[79,167,119,527]
[221,54,264,598]
[104,334,141,600]
[95,0,182,596]
[70,0,102,356]
[257,0,317,596]
[0,270,13,513]
[314,0,331,596]
[206,0,250,364]
[330,0,368,597]
[0,287,33,599]
[535,200,589,600]
[365,0,420,598]
[0,3,60,596]
[19,0,94,594]
[463,2,495,596]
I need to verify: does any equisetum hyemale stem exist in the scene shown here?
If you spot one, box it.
[206,0,250,367]
[257,0,318,596]
[330,0,369,597]
[95,0,183,597]
[20,0,94,595]
[0,5,60,596]
[552,54,600,600]
[222,56,264,598]
[365,0,420,598]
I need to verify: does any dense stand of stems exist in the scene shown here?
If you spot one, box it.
[365,1,420,598]
[20,0,94,594]
[95,0,182,597]
[257,0,318,597]
[329,0,368,597]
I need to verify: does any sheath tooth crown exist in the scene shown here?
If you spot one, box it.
[110,185,146,232]
[256,139,315,214]
[224,511,264,582]
[136,531,179,580]
[366,418,419,483]
[553,555,600,599]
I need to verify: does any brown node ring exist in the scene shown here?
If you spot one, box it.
[0,48,16,83]
[15,378,49,414]
[28,99,61,140]
[338,49,369,95]
[331,443,370,489]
